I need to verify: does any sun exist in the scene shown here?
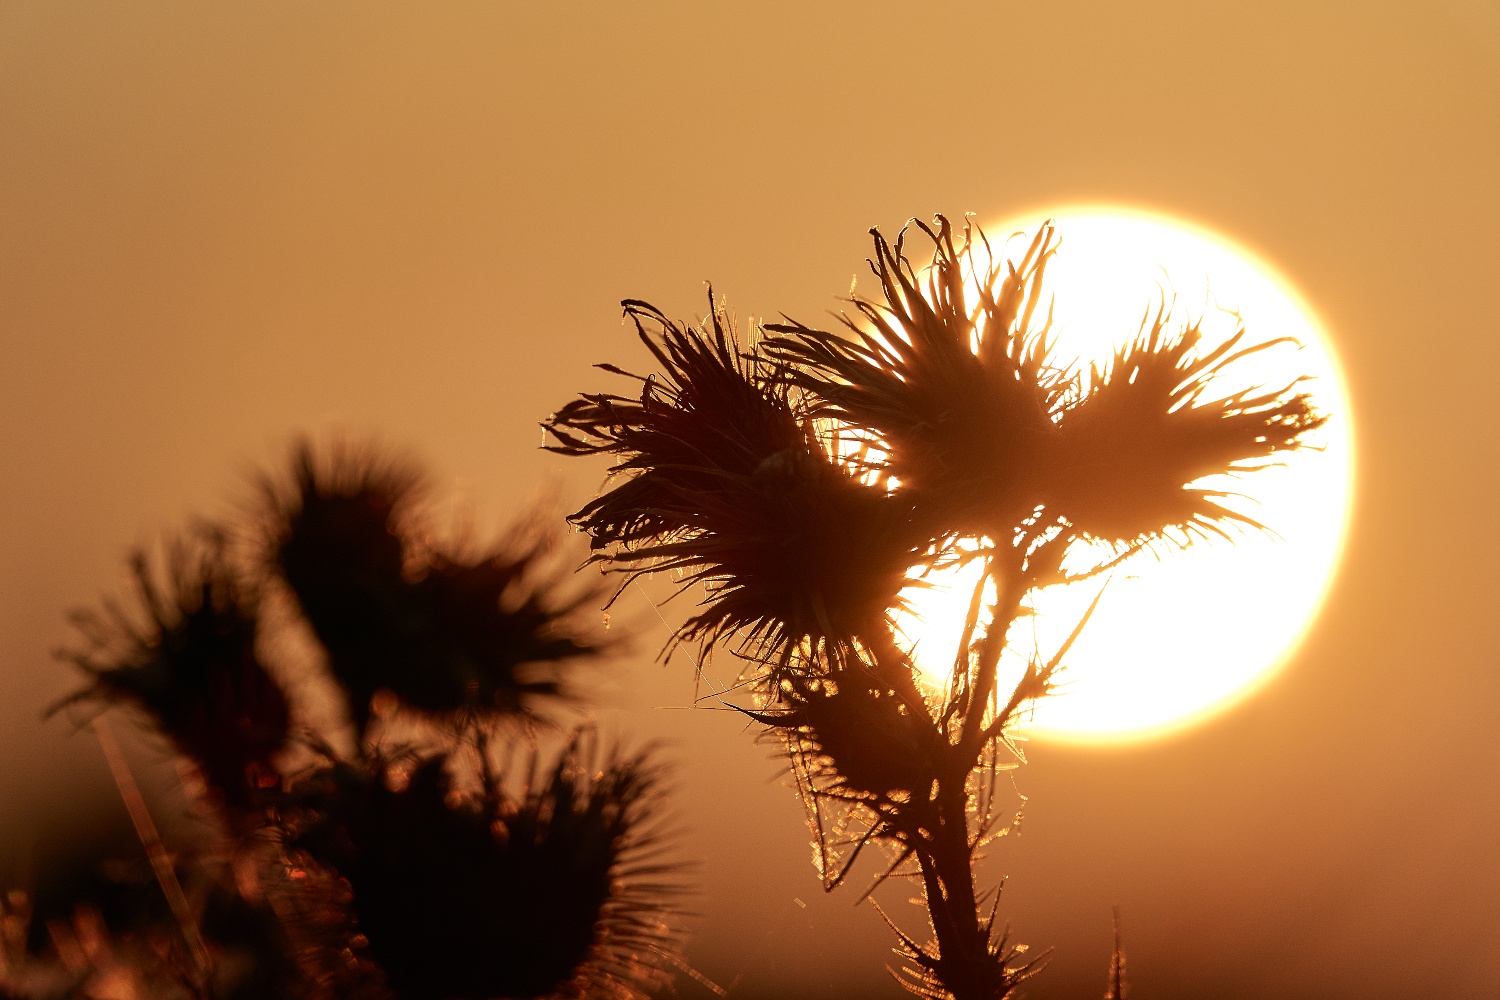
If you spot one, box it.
[894,206,1354,744]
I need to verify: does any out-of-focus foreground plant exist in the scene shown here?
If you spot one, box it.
[3,444,680,1000]
[544,215,1325,1000]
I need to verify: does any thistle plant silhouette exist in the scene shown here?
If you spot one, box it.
[4,214,1325,1000]
[545,214,1325,1000]
[8,443,681,1000]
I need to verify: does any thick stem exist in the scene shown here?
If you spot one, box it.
[855,563,1035,1000]
[874,762,1017,1000]
[919,776,1003,1000]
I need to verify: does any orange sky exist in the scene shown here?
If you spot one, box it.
[2,4,1497,997]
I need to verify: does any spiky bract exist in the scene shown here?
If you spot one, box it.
[56,538,289,811]
[544,298,923,666]
[289,736,677,1000]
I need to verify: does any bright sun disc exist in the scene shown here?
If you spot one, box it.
[895,207,1354,744]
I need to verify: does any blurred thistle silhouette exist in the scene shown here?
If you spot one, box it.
[545,214,1326,1000]
[263,442,604,733]
[54,535,290,817]
[10,441,680,1000]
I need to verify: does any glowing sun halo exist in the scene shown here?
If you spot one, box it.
[895,207,1354,744]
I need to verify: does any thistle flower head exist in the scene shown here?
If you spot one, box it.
[289,734,678,1000]
[263,441,601,730]
[545,297,923,665]
[1046,308,1327,547]
[764,216,1069,539]
[267,439,423,618]
[773,672,931,799]
[767,215,1327,558]
[55,536,289,810]
[262,440,419,727]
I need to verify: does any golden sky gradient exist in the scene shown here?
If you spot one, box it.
[2,4,1496,997]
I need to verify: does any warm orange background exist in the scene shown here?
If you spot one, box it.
[2,4,1496,997]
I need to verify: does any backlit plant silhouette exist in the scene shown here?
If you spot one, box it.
[545,215,1325,1000]
[10,443,679,1000]
[5,214,1326,1000]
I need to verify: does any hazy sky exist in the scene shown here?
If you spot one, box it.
[2,4,1497,998]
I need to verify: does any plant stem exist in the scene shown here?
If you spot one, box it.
[958,548,1026,759]
[862,544,1036,1000]
[92,717,212,989]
